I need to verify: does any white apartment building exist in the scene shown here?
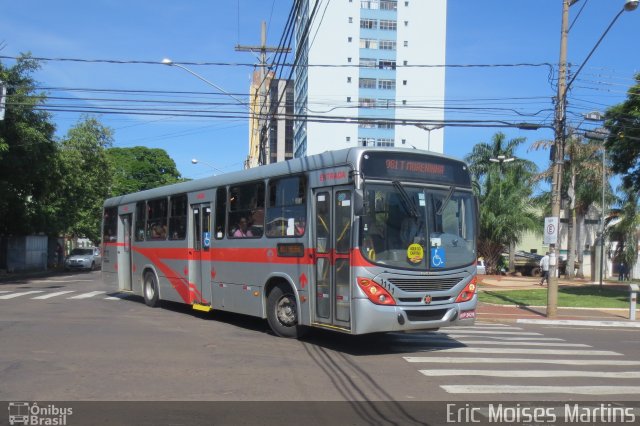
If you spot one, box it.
[294,0,447,157]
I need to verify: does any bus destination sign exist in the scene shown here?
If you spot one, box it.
[361,152,471,186]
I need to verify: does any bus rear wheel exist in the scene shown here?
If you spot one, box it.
[143,272,160,307]
[267,284,303,338]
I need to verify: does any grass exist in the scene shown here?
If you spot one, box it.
[479,285,632,309]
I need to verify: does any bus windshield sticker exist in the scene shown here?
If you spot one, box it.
[418,193,426,206]
[431,247,446,268]
[430,237,442,247]
[203,232,211,248]
[407,243,424,264]
[286,218,295,236]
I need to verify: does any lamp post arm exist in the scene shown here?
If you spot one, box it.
[168,62,247,107]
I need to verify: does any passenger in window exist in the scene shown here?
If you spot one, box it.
[233,218,253,238]
[295,217,306,236]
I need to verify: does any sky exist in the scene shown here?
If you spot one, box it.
[1,0,638,181]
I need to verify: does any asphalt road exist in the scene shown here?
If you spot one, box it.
[1,272,640,404]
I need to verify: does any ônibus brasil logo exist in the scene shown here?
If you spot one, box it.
[8,402,73,425]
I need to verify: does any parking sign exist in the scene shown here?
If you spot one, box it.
[544,216,559,245]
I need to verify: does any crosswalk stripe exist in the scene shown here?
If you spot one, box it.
[421,347,621,356]
[67,291,106,299]
[104,296,122,300]
[32,291,76,300]
[420,370,640,378]
[0,291,45,299]
[441,385,640,395]
[0,290,11,294]
[443,330,542,336]
[394,337,585,347]
[446,340,589,348]
[443,335,565,341]
[404,356,640,365]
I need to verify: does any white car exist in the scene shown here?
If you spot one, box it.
[64,247,102,271]
[476,259,486,275]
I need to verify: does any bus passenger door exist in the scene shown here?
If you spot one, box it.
[190,203,212,305]
[313,188,352,330]
[118,213,133,291]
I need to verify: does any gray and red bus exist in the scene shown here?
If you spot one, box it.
[102,147,478,337]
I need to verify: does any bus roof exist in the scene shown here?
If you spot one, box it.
[104,147,467,207]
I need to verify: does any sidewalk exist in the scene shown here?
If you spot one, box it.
[477,274,639,326]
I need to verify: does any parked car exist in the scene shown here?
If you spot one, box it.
[476,258,486,275]
[64,247,102,271]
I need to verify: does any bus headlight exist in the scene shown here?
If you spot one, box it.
[455,276,478,303]
[357,277,396,306]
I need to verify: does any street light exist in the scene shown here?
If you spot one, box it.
[547,0,637,318]
[191,158,224,175]
[415,124,445,151]
[161,58,246,106]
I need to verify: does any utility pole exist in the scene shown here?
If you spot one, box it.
[548,0,571,319]
[236,21,290,166]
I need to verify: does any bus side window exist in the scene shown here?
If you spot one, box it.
[134,201,145,241]
[169,194,187,240]
[215,187,226,239]
[103,207,118,242]
[147,197,168,240]
[228,182,264,238]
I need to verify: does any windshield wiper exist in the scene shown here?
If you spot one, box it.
[436,185,456,215]
[393,180,419,218]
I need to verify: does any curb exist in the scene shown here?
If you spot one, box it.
[517,318,640,328]
[480,301,637,312]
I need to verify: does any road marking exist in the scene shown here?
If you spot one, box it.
[441,385,640,395]
[518,319,640,328]
[0,291,45,299]
[444,335,565,341]
[394,337,584,347]
[32,291,76,300]
[420,370,640,378]
[404,356,640,365]
[67,291,106,299]
[104,296,123,300]
[443,329,543,336]
[0,291,11,294]
[447,340,589,348]
[421,347,621,356]
[28,279,94,284]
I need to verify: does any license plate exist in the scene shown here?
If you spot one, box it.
[460,310,476,319]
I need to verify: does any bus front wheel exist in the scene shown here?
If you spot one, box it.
[267,284,302,338]
[143,272,160,308]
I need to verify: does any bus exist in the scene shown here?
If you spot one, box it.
[102,147,478,338]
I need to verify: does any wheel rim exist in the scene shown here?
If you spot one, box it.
[275,294,297,327]
[145,278,155,300]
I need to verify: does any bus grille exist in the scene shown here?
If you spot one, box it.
[404,309,449,322]
[388,277,461,292]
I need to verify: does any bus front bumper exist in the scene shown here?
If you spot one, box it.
[351,296,477,335]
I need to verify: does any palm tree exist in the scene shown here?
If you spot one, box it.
[531,134,614,278]
[609,187,640,279]
[465,132,540,274]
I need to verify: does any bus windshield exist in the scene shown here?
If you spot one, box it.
[360,182,476,270]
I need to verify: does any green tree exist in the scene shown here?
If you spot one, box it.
[106,146,183,196]
[55,116,113,243]
[465,132,540,274]
[605,73,640,190]
[609,186,640,275]
[0,55,60,235]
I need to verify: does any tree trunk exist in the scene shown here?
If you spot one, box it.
[508,241,515,274]
[566,162,577,279]
[575,212,585,278]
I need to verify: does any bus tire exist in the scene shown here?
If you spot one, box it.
[267,284,303,338]
[143,272,160,308]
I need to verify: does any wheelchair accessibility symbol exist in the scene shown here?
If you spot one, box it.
[430,247,446,268]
